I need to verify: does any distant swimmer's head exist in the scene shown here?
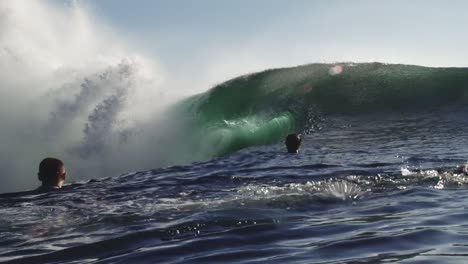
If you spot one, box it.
[38,157,66,188]
[285,133,302,153]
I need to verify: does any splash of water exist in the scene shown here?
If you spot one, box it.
[0,1,176,192]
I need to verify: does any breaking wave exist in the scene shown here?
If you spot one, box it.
[2,1,468,193]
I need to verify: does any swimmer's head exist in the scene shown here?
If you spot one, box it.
[38,157,66,188]
[285,134,302,153]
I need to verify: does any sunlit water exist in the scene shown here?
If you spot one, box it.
[2,106,468,263]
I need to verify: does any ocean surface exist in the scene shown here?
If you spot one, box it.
[2,63,468,263]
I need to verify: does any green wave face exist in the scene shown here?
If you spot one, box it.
[173,63,468,158]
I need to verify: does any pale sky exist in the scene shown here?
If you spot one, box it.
[49,0,468,89]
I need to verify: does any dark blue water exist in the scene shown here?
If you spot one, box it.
[2,106,468,263]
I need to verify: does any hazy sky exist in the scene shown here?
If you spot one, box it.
[50,0,468,89]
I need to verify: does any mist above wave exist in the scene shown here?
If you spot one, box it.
[0,1,180,192]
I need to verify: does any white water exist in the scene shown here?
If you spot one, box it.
[0,1,184,192]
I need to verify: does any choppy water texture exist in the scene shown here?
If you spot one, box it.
[2,104,468,263]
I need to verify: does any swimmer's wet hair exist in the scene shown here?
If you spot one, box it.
[285,134,302,153]
[38,157,64,184]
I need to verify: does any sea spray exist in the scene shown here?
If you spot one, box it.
[0,1,170,192]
